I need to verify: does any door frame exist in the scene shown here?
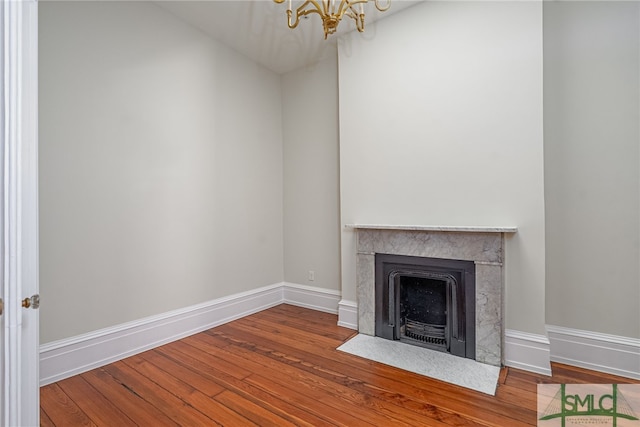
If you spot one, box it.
[1,0,40,425]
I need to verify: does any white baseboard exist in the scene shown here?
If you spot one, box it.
[40,282,341,386]
[282,282,341,314]
[547,325,640,380]
[504,329,552,376]
[43,285,638,386]
[337,299,358,330]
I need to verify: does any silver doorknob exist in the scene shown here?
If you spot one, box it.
[22,294,40,309]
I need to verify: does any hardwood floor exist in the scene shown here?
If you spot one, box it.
[41,304,639,426]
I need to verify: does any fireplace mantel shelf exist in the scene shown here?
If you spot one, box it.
[345,224,517,233]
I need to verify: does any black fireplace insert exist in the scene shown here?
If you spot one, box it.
[375,253,475,359]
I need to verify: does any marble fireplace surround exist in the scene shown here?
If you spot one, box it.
[346,224,517,367]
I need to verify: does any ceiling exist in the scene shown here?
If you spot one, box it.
[156,0,423,74]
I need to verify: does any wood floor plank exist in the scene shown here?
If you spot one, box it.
[156,344,340,426]
[188,330,457,426]
[41,304,640,427]
[494,382,538,409]
[40,407,55,427]
[40,383,97,427]
[121,354,232,426]
[213,390,300,427]
[101,360,221,426]
[498,366,509,385]
[233,315,347,348]
[123,351,299,426]
[251,309,357,342]
[244,372,379,426]
[55,375,136,427]
[215,318,536,426]
[188,336,427,426]
[121,352,226,398]
[79,368,178,426]
[549,363,640,384]
[233,310,537,419]
[140,348,332,426]
[162,339,253,380]
[223,326,529,426]
[163,336,377,426]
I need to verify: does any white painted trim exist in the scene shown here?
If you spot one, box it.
[282,282,341,314]
[19,3,39,426]
[43,286,640,385]
[547,325,640,380]
[344,224,517,233]
[40,282,345,386]
[40,283,284,386]
[337,299,358,330]
[1,1,39,425]
[504,329,552,376]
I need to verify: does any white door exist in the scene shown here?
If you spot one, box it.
[1,1,40,426]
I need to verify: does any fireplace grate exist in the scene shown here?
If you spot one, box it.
[404,318,446,346]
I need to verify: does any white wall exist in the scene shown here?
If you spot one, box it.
[544,1,640,338]
[339,1,546,334]
[282,55,341,291]
[39,1,284,343]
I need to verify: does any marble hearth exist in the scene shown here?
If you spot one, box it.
[346,224,517,367]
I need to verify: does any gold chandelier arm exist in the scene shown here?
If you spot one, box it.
[343,0,366,32]
[303,0,325,15]
[298,1,326,22]
[285,8,301,29]
[323,0,330,14]
[284,0,324,29]
[344,0,367,16]
[337,0,351,16]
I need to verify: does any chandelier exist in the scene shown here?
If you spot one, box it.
[274,0,391,39]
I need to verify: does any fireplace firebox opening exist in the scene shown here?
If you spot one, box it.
[375,253,476,360]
